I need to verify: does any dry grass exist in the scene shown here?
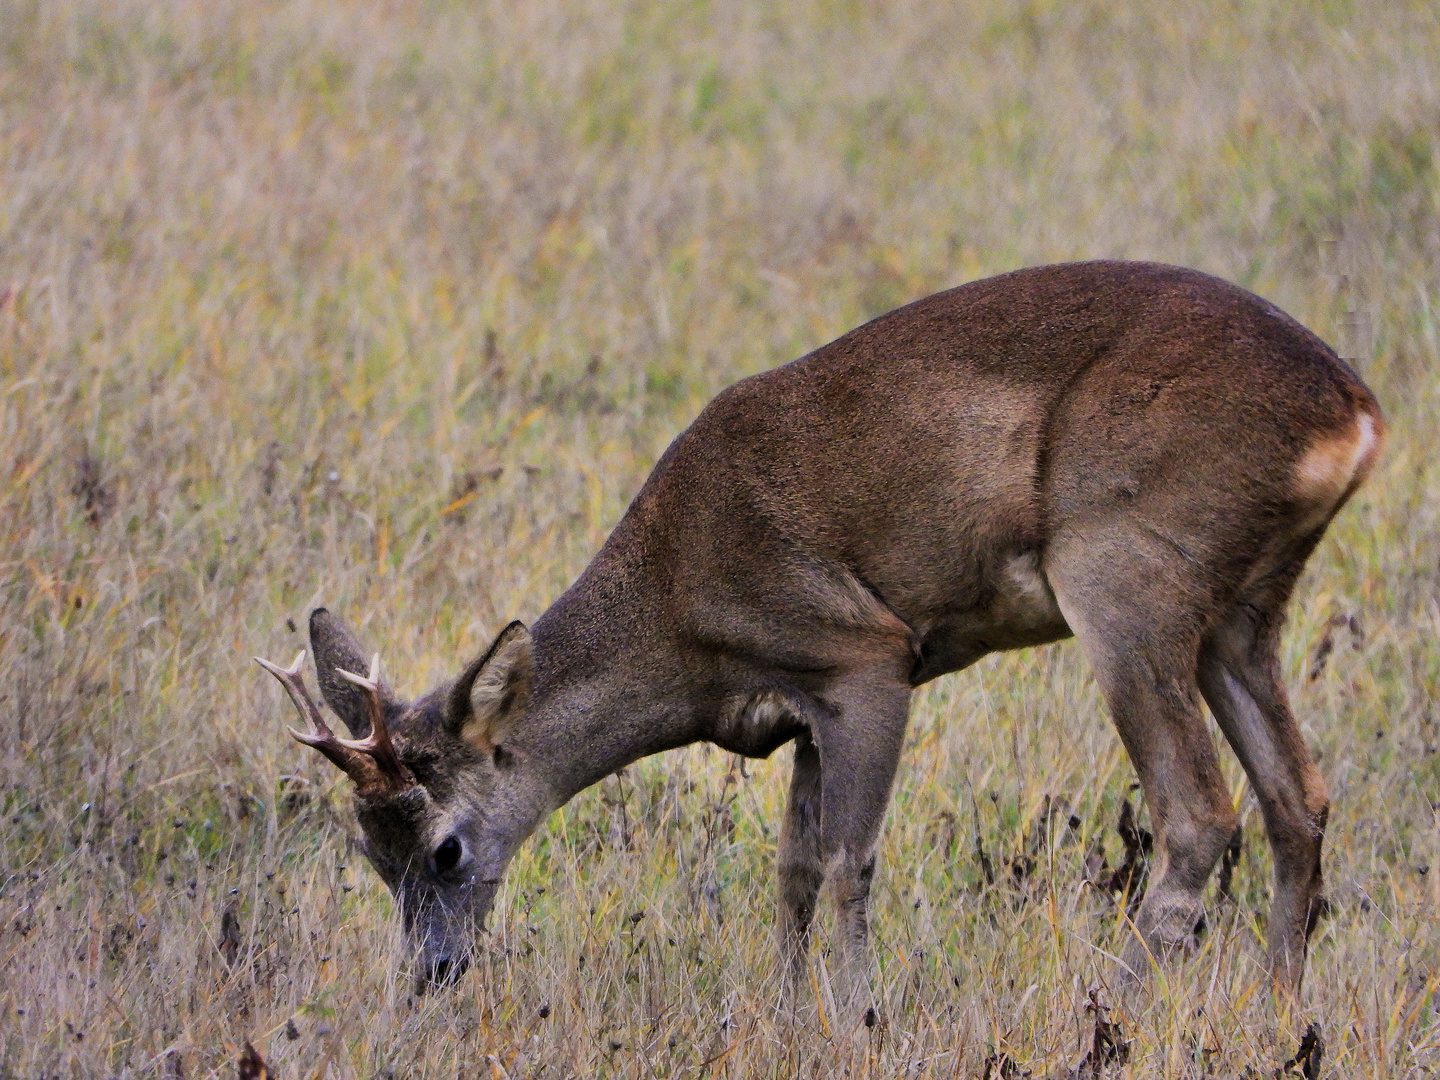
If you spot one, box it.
[2,0,1438,1075]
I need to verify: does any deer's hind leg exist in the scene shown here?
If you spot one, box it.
[1198,546,1330,997]
[1048,534,1239,982]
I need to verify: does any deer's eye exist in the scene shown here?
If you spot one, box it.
[434,835,463,874]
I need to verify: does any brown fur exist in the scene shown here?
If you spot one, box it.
[272,261,1382,1001]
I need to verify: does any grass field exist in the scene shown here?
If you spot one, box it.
[2,0,1438,1075]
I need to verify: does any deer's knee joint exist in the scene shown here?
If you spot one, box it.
[1175,800,1239,854]
[829,851,876,898]
[1263,788,1328,859]
[1155,801,1237,894]
[779,860,824,900]
[1213,803,1241,846]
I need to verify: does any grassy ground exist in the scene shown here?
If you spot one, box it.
[1,0,1438,1075]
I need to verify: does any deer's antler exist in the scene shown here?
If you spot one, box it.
[331,654,413,787]
[254,650,413,794]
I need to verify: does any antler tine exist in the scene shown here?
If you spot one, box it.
[333,654,412,785]
[254,651,335,739]
[254,650,373,780]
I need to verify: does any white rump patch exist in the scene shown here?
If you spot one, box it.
[1293,412,1380,506]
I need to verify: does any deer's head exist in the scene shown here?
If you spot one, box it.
[256,609,549,992]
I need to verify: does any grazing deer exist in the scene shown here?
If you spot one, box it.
[257,261,1381,1004]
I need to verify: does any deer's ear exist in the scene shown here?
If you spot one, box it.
[310,608,401,738]
[448,621,533,751]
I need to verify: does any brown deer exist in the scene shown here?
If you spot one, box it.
[256,261,1381,1005]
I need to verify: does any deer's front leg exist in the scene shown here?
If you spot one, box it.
[813,671,913,1019]
[777,731,824,994]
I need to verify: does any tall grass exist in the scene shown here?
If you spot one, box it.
[1,0,1437,1074]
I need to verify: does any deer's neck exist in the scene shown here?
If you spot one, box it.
[518,551,698,805]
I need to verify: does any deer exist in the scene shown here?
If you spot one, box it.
[256,260,1382,1008]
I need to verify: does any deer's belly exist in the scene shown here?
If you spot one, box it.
[711,688,810,758]
[909,552,1071,684]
